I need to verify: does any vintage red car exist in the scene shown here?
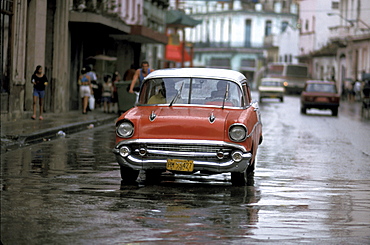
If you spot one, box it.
[113,68,263,186]
[300,80,340,116]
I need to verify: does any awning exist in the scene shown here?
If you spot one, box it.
[87,55,117,61]
[165,44,191,62]
[166,10,202,28]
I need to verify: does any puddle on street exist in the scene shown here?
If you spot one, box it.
[1,97,370,244]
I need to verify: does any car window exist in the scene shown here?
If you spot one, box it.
[139,77,243,107]
[306,83,337,93]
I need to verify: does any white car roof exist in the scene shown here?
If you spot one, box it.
[145,68,247,84]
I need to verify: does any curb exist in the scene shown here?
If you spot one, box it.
[1,116,116,153]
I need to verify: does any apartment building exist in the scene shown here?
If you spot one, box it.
[297,0,370,93]
[170,0,299,85]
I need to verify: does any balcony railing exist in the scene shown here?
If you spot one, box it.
[193,41,265,49]
[70,0,120,17]
[328,25,365,41]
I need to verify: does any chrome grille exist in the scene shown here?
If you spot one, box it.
[131,143,234,160]
[147,144,229,153]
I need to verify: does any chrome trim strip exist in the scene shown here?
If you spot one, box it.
[118,152,252,171]
[114,139,247,152]
[136,103,244,109]
[141,149,230,157]
[246,121,262,138]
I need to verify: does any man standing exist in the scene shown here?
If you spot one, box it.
[128,61,154,94]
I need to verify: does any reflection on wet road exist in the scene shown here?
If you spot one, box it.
[1,95,370,244]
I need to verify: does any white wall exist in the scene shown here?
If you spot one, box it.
[299,0,339,56]
[278,25,299,64]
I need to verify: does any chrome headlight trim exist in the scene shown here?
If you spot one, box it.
[231,150,243,162]
[116,120,134,138]
[228,123,248,142]
[119,146,131,157]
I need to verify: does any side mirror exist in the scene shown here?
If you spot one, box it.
[251,100,259,110]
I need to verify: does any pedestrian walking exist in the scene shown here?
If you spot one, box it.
[101,75,113,113]
[344,79,354,102]
[129,61,154,94]
[111,71,121,113]
[354,80,362,101]
[78,67,93,114]
[86,65,100,109]
[31,65,48,120]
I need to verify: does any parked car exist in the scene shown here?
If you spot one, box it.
[258,78,285,102]
[113,68,263,186]
[300,80,340,116]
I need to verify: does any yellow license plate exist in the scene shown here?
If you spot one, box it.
[166,159,194,172]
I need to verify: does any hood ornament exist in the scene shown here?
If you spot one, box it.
[209,112,216,123]
[149,111,157,121]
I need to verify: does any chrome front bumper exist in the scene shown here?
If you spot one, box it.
[113,139,252,173]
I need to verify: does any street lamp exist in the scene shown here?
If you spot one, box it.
[327,13,370,30]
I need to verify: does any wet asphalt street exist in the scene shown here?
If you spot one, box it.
[1,94,370,244]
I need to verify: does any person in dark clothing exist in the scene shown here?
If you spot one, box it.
[31,65,48,120]
[363,80,370,98]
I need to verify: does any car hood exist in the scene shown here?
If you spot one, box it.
[258,86,285,92]
[124,106,235,141]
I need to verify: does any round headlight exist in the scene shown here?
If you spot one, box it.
[116,121,134,138]
[229,124,247,142]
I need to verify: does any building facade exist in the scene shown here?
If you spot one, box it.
[173,0,299,87]
[1,0,169,120]
[297,0,370,93]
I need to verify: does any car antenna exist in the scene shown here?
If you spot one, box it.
[222,83,229,109]
[169,82,184,107]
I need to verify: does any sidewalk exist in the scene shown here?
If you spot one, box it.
[1,108,118,153]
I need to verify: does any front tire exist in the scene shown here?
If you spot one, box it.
[300,106,306,114]
[331,108,338,116]
[231,171,246,186]
[231,159,255,186]
[145,169,163,185]
[247,158,256,174]
[120,166,140,185]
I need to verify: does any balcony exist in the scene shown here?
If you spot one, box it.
[193,41,264,49]
[69,0,130,34]
[328,25,370,44]
[69,0,168,44]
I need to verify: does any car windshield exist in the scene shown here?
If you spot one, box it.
[261,81,282,86]
[306,83,337,93]
[139,77,243,107]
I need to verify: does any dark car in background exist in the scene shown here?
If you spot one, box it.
[300,80,340,116]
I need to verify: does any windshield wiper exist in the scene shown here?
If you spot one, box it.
[222,83,229,109]
[169,82,184,107]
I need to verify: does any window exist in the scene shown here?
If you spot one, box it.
[281,21,289,32]
[332,1,339,9]
[306,84,337,93]
[210,58,230,68]
[241,59,256,68]
[305,19,309,31]
[140,77,243,107]
[265,20,272,36]
[245,19,252,47]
